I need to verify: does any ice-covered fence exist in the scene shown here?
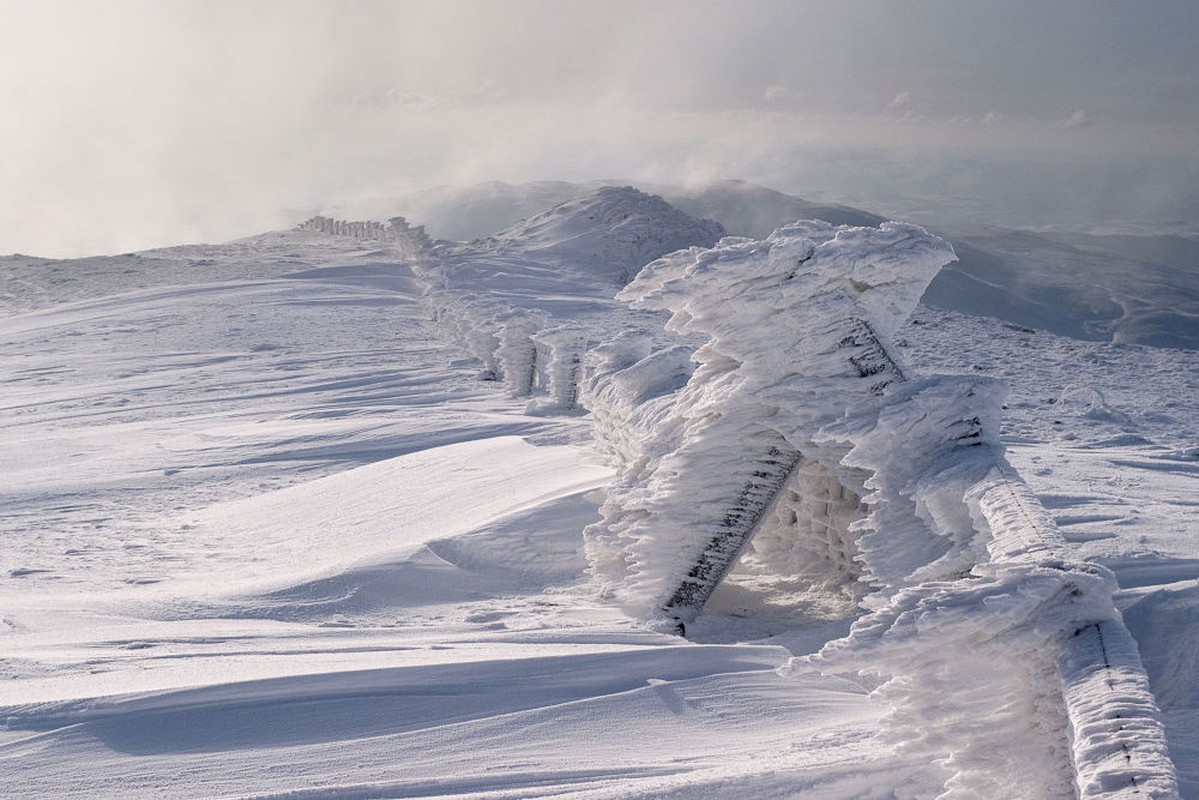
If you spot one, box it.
[297,216,432,260]
[496,310,546,397]
[583,219,1178,797]
[417,267,594,404]
[819,376,1179,797]
[970,469,1179,798]
[584,221,951,622]
[533,327,587,411]
[422,290,567,399]
[298,214,550,393]
[297,214,596,406]
[582,335,692,465]
[424,290,510,381]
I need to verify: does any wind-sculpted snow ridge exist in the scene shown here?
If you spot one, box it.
[583,219,1180,797]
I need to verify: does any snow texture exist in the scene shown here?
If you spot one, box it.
[584,220,955,622]
[2,189,1194,799]
[822,383,1180,797]
[583,218,1178,796]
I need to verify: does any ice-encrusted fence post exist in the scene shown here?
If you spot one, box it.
[296,216,433,255]
[811,364,1180,796]
[583,221,956,626]
[535,327,587,411]
[423,291,507,381]
[966,468,1180,797]
[584,218,1178,794]
[497,311,546,397]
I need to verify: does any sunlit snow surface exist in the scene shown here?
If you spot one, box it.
[1,222,1197,798]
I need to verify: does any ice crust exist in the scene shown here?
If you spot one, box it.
[584,219,1179,797]
[584,220,956,617]
[824,392,1179,797]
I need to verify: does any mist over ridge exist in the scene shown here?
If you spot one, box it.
[2,0,1197,257]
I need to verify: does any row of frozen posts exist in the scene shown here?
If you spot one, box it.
[301,213,1180,798]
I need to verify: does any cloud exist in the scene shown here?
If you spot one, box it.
[1,0,1196,256]
[351,90,448,112]
[887,91,912,111]
[1058,110,1095,130]
[763,85,791,103]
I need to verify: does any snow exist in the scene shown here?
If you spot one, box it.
[315,179,1199,349]
[583,220,956,621]
[2,188,1197,798]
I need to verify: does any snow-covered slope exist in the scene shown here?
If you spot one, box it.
[926,226,1199,349]
[2,198,1197,798]
[478,186,725,286]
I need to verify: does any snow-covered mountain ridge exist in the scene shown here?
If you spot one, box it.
[1,189,1196,798]
[316,179,1199,350]
[482,186,726,286]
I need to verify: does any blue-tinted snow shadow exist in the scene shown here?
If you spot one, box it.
[281,263,424,297]
[212,489,600,620]
[1103,557,1199,589]
[13,645,784,755]
[208,421,551,471]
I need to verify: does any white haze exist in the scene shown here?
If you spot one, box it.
[2,0,1197,257]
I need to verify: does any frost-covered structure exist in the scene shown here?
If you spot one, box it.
[532,327,587,411]
[583,220,1178,797]
[585,220,950,620]
[297,215,432,259]
[496,310,545,397]
[819,379,1178,797]
[412,186,725,405]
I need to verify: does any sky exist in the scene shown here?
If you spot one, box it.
[2,0,1197,256]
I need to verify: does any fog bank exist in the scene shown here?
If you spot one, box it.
[3,0,1196,256]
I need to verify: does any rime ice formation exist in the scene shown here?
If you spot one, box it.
[5,190,1195,799]
[820,379,1179,797]
[298,215,432,259]
[584,220,955,620]
[532,327,587,411]
[496,310,545,397]
[583,219,1178,797]
[419,187,724,401]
